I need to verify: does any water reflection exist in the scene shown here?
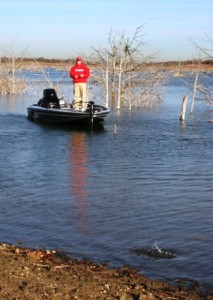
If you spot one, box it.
[0,94,34,115]
[179,119,186,129]
[69,132,90,235]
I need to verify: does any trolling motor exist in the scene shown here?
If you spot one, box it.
[87,101,95,123]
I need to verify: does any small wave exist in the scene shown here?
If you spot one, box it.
[129,243,176,259]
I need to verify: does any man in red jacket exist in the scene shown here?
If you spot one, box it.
[70,56,90,111]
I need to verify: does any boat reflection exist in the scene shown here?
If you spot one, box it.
[69,131,90,235]
[32,120,107,132]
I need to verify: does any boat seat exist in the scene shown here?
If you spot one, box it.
[38,88,60,109]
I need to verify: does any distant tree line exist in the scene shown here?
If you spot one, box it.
[0,57,73,64]
[1,56,212,67]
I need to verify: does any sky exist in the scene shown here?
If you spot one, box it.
[0,0,212,61]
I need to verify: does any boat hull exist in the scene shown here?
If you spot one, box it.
[27,105,110,124]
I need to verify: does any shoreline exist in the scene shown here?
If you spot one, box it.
[0,242,212,299]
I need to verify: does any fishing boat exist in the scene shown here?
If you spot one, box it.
[27,89,110,124]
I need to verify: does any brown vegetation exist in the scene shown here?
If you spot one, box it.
[12,57,213,68]
[2,56,213,70]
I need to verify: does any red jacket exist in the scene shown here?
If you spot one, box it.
[70,63,90,83]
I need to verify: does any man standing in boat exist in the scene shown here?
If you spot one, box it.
[70,56,90,111]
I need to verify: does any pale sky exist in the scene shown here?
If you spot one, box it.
[0,0,212,61]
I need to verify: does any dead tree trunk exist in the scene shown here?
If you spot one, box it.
[180,95,188,121]
[190,73,198,114]
[117,58,123,110]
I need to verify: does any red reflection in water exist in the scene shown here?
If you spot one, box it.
[69,132,89,235]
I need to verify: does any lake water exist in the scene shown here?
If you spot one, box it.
[0,70,212,290]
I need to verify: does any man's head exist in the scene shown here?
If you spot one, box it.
[76,56,82,63]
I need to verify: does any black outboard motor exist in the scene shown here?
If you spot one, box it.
[38,89,60,109]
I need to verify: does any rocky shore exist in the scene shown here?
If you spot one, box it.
[0,243,212,300]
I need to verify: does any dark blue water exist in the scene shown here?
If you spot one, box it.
[0,74,212,290]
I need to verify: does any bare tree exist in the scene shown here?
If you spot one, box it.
[92,26,166,110]
[192,26,213,60]
[0,40,29,94]
[189,25,213,108]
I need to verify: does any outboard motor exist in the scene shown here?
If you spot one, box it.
[38,89,60,109]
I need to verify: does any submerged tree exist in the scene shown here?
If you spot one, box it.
[189,26,213,110]
[0,40,29,95]
[92,26,166,110]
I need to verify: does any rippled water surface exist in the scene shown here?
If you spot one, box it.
[0,74,212,289]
